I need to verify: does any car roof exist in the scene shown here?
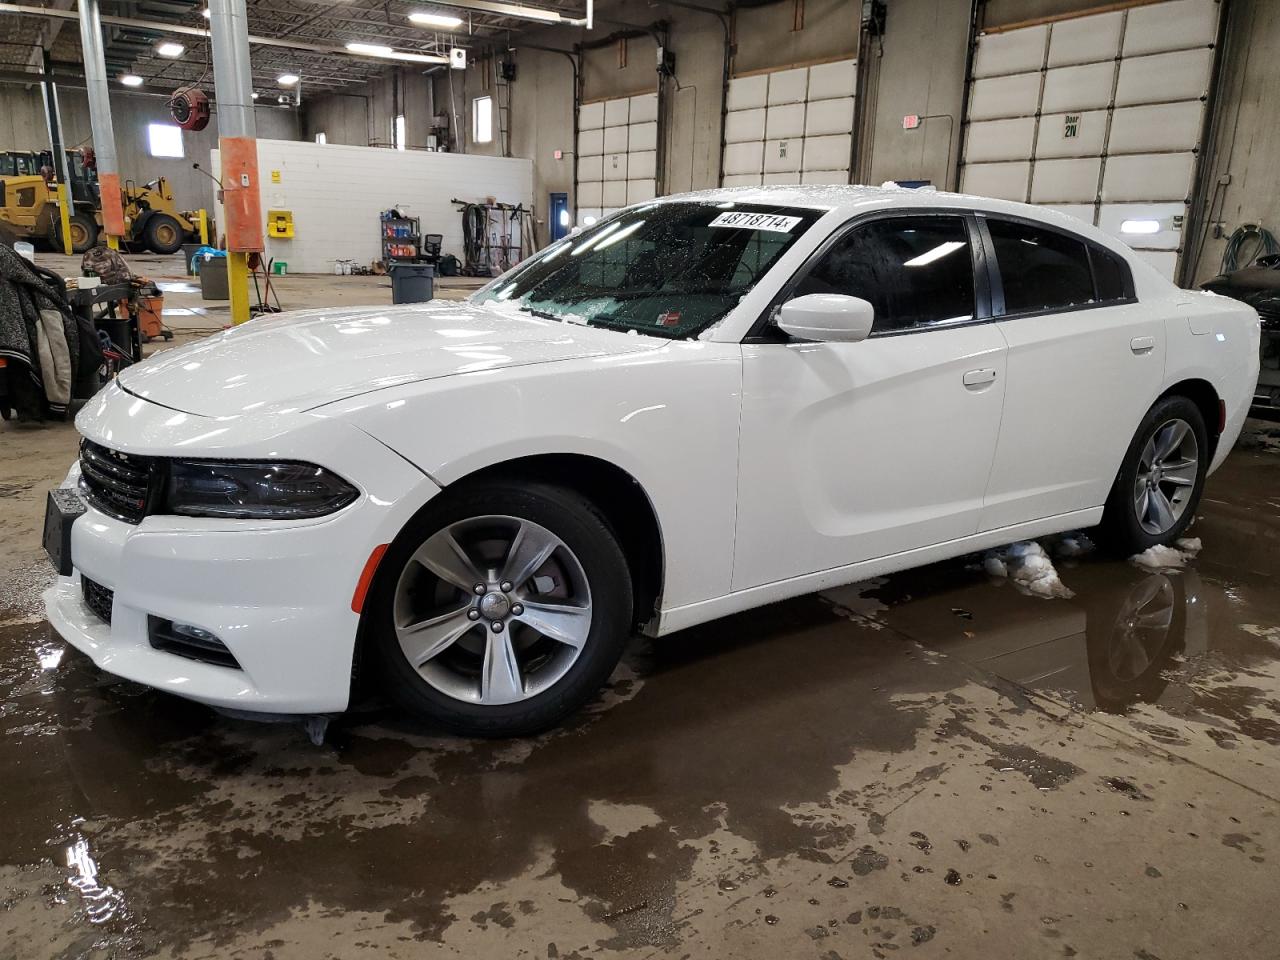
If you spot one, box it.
[659,183,1059,221]
[653,182,1144,261]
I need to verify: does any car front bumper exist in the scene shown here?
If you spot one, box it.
[43,389,439,713]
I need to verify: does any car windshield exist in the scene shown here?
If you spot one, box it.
[472,201,824,339]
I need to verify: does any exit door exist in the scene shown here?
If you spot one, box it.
[550,192,569,241]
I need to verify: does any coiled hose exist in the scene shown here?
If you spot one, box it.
[1220,223,1279,274]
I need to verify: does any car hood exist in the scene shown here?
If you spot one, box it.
[117,300,661,418]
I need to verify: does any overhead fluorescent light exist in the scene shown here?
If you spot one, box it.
[426,1,572,24]
[346,42,394,56]
[409,11,464,27]
[1120,218,1161,235]
[120,74,144,87]
[156,41,185,57]
[903,240,965,268]
[345,41,449,63]
[277,73,300,85]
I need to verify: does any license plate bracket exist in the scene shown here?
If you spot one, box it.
[43,487,86,577]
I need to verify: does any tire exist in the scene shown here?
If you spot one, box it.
[369,481,633,737]
[55,213,98,254]
[1097,395,1208,555]
[142,213,184,255]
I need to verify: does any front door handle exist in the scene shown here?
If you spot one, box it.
[963,368,998,387]
[1131,336,1156,354]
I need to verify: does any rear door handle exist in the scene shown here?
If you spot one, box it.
[963,368,997,387]
[1131,336,1156,354]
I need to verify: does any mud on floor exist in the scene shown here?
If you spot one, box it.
[0,425,1278,960]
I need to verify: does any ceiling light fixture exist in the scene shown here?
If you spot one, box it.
[201,8,210,18]
[1120,219,1162,235]
[251,91,260,99]
[344,41,449,63]
[277,73,300,85]
[120,74,144,87]
[430,1,573,24]
[409,11,463,27]
[156,41,185,57]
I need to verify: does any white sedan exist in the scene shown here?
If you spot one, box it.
[44,186,1259,736]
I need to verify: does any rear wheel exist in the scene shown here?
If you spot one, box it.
[143,213,184,254]
[371,482,633,737]
[55,213,98,254]
[1098,395,1207,555]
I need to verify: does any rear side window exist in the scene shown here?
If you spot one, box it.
[791,215,976,334]
[1089,245,1132,301]
[988,219,1094,314]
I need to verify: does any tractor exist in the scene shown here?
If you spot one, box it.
[0,150,202,255]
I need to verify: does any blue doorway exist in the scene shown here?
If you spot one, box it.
[550,192,570,241]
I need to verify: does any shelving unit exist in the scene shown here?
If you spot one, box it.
[380,210,421,262]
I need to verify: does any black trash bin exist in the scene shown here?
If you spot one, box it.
[389,262,435,304]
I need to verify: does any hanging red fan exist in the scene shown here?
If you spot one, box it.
[170,89,211,131]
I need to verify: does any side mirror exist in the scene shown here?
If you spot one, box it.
[776,293,875,343]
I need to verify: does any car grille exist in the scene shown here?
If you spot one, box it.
[82,576,114,624]
[79,440,155,524]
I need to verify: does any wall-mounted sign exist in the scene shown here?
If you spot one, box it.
[1064,114,1081,139]
[903,114,921,130]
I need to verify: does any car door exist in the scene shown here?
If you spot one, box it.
[976,215,1165,532]
[732,212,1009,592]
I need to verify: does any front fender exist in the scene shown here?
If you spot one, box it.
[319,346,744,611]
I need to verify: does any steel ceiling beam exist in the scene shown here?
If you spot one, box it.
[0,4,450,63]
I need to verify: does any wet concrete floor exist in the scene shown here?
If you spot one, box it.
[2,325,1280,956]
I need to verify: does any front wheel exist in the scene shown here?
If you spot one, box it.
[1098,395,1208,555]
[55,213,98,254]
[370,482,633,737]
[143,213,184,254]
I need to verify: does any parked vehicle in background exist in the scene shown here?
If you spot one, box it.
[43,186,1260,737]
[1201,252,1280,416]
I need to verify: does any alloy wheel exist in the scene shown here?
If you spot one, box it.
[1132,418,1199,536]
[392,515,593,705]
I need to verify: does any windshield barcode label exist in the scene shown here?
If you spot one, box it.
[708,212,802,233]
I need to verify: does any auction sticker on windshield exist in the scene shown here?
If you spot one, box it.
[708,212,802,233]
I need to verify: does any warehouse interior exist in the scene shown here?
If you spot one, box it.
[2,0,1280,957]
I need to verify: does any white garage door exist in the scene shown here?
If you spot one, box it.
[576,91,659,225]
[722,57,857,187]
[960,0,1220,281]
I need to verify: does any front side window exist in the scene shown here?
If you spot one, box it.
[987,218,1095,314]
[790,215,975,334]
[473,202,823,339]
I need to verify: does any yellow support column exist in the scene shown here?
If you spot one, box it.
[55,183,73,255]
[198,208,210,245]
[228,252,252,325]
[106,235,119,251]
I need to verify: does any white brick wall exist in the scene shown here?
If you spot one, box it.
[211,139,533,274]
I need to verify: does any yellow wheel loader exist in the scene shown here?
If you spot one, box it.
[0,151,201,255]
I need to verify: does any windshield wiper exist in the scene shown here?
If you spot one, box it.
[518,306,563,322]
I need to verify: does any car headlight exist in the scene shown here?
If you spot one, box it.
[165,460,359,519]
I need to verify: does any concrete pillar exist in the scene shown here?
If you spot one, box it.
[77,0,126,248]
[208,0,263,324]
